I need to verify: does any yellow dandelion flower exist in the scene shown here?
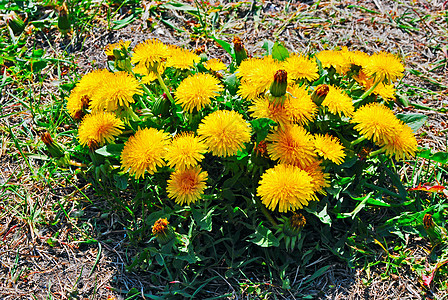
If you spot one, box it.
[166,46,200,69]
[285,85,317,125]
[364,51,404,84]
[164,132,207,170]
[197,110,251,157]
[167,166,208,206]
[236,56,280,99]
[90,71,142,112]
[105,40,131,56]
[78,112,124,147]
[354,70,396,101]
[248,96,290,127]
[266,125,316,168]
[282,54,319,81]
[76,69,113,101]
[300,159,330,197]
[257,164,316,212]
[374,83,396,101]
[175,73,223,113]
[66,87,88,120]
[351,103,401,144]
[321,85,354,117]
[131,39,170,69]
[237,80,261,101]
[120,128,171,179]
[343,49,370,68]
[316,50,351,74]
[313,134,346,165]
[204,58,226,72]
[380,123,417,160]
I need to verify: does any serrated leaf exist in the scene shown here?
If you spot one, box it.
[396,113,427,132]
[272,41,289,61]
[95,144,124,158]
[247,223,279,247]
[417,149,448,164]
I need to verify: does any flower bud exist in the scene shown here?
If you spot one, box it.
[6,12,25,35]
[423,214,446,245]
[152,218,175,244]
[283,213,306,237]
[269,70,288,97]
[57,2,71,35]
[41,132,65,158]
[311,84,329,106]
[233,36,247,66]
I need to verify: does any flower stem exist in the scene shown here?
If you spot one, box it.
[156,72,175,104]
[350,136,366,147]
[368,148,385,158]
[359,80,381,100]
[255,197,278,227]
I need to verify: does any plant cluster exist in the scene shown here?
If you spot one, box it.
[42,36,443,295]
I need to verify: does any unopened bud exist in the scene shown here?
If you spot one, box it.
[6,12,25,35]
[40,132,65,158]
[152,218,175,244]
[233,36,247,66]
[269,70,288,97]
[57,2,71,34]
[311,84,329,106]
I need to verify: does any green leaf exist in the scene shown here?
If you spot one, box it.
[250,118,276,143]
[271,41,289,61]
[417,149,448,164]
[113,173,128,190]
[112,14,137,30]
[192,207,214,231]
[395,113,427,132]
[338,192,373,219]
[211,36,235,59]
[224,73,238,95]
[247,223,279,247]
[95,144,124,158]
[262,40,274,55]
[305,203,332,225]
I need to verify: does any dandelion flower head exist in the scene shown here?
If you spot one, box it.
[266,124,316,168]
[166,45,200,69]
[78,112,124,147]
[257,164,316,212]
[313,134,346,165]
[321,85,354,117]
[105,40,131,57]
[236,56,280,100]
[167,166,208,206]
[164,132,207,170]
[380,123,417,160]
[363,51,404,84]
[90,71,142,112]
[282,54,319,82]
[351,103,401,144]
[197,110,251,157]
[285,85,317,125]
[175,73,223,113]
[204,58,227,72]
[316,50,351,74]
[120,127,171,179]
[131,39,170,69]
[76,69,112,101]
[248,96,290,127]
